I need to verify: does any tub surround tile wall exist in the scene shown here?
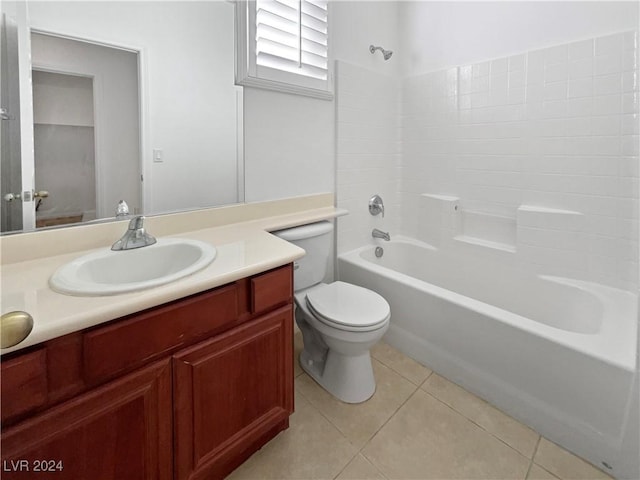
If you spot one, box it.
[516,205,588,271]
[401,31,639,291]
[337,32,639,291]
[335,61,401,254]
[334,36,638,475]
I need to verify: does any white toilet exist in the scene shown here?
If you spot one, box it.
[274,221,390,403]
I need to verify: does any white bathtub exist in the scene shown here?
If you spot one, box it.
[338,237,638,477]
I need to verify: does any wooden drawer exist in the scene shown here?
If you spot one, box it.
[250,265,292,314]
[83,284,239,384]
[1,349,48,423]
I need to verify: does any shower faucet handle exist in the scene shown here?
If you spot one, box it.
[369,194,385,218]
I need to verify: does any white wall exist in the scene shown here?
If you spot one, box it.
[242,88,335,202]
[34,124,96,221]
[32,70,97,220]
[332,1,402,78]
[243,1,402,205]
[399,1,640,76]
[32,70,94,126]
[27,1,239,215]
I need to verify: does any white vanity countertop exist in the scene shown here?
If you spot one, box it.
[1,204,347,355]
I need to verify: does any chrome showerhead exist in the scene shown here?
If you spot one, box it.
[369,44,393,60]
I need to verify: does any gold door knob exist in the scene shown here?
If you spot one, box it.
[34,190,49,199]
[1,311,34,348]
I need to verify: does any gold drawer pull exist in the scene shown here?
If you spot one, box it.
[1,311,34,348]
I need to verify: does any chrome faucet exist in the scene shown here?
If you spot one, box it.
[372,228,390,241]
[369,194,385,218]
[115,199,130,218]
[111,216,157,251]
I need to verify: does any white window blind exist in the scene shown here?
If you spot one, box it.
[236,0,333,99]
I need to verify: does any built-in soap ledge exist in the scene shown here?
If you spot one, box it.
[453,235,517,253]
[516,205,585,231]
[417,194,460,247]
[418,196,587,254]
[516,205,586,256]
[454,209,517,253]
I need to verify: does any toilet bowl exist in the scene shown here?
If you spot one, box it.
[273,222,391,403]
[295,281,389,403]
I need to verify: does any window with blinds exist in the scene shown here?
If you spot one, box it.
[236,0,333,99]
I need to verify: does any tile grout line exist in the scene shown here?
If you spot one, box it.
[357,361,422,442]
[332,451,389,480]
[420,369,435,387]
[421,388,535,472]
[371,350,434,387]
[331,454,356,480]
[302,345,534,479]
[360,351,439,478]
[354,383,423,480]
[525,435,544,479]
[294,379,363,480]
[419,374,542,461]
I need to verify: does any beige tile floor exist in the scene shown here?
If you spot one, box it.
[228,334,613,480]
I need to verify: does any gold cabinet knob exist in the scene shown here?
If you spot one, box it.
[1,311,34,348]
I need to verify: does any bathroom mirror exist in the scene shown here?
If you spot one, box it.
[0,1,242,234]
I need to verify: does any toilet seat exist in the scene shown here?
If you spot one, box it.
[305,281,390,332]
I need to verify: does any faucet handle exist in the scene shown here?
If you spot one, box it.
[116,200,130,218]
[369,194,385,218]
[112,216,156,251]
[128,215,146,230]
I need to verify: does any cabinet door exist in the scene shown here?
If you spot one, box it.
[1,360,172,480]
[173,305,294,480]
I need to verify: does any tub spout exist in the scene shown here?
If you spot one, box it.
[372,229,390,241]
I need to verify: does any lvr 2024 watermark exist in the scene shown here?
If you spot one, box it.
[3,460,63,473]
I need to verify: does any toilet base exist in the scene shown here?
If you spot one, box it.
[299,348,376,403]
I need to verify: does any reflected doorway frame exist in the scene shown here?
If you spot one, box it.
[30,65,101,221]
[27,26,147,223]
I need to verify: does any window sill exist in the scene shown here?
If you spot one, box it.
[236,75,334,101]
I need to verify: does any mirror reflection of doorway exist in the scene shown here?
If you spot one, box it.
[1,11,24,233]
[30,32,141,228]
[32,70,96,227]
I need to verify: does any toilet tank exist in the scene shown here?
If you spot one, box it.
[272,221,333,291]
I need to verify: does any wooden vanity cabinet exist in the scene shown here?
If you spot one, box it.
[1,360,172,480]
[1,264,294,480]
[173,305,293,480]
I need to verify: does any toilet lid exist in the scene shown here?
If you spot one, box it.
[305,282,390,330]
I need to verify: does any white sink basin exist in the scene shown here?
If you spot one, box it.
[50,238,217,296]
